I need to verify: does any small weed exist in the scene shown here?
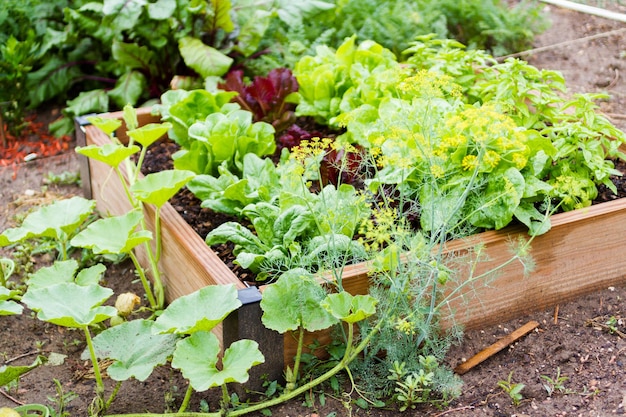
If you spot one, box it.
[541,367,574,396]
[46,378,77,417]
[43,171,80,186]
[497,371,525,406]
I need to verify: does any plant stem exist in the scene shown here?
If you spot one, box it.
[115,167,136,207]
[128,251,158,309]
[83,326,105,401]
[178,385,194,413]
[106,381,123,410]
[143,240,164,309]
[287,326,305,393]
[103,322,380,417]
[154,208,162,262]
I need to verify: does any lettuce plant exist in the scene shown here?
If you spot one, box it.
[173,107,276,176]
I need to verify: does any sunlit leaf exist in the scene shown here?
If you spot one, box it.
[86,116,123,136]
[76,143,140,168]
[0,357,44,386]
[0,197,95,246]
[153,285,241,334]
[321,292,377,323]
[22,283,117,328]
[171,331,264,391]
[0,286,23,316]
[127,122,172,148]
[130,170,195,208]
[70,210,152,254]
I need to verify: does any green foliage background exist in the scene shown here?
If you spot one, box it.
[0,0,548,138]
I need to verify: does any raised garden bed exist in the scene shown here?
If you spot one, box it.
[76,106,626,375]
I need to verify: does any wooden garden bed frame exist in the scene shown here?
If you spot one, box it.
[75,107,626,379]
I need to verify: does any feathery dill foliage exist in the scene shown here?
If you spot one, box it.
[344,197,536,408]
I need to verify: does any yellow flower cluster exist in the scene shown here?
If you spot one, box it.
[289,137,334,164]
[442,106,529,173]
[397,69,462,99]
[394,317,416,336]
[358,204,399,251]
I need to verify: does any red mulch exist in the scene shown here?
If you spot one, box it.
[0,113,73,180]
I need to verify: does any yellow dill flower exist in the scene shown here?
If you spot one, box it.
[358,205,399,251]
[512,153,528,169]
[430,164,445,178]
[398,69,461,99]
[483,150,501,169]
[394,317,415,335]
[369,146,382,158]
[461,154,478,171]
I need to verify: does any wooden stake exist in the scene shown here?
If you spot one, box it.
[554,305,560,325]
[454,320,540,375]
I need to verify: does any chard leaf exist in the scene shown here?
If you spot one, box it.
[171,331,263,391]
[107,70,147,108]
[147,0,176,19]
[70,210,152,254]
[112,40,155,71]
[130,169,195,208]
[0,197,95,246]
[75,143,140,168]
[234,9,272,57]
[321,292,377,324]
[153,284,241,334]
[65,89,110,116]
[22,283,116,327]
[86,319,178,381]
[206,222,267,252]
[127,122,172,148]
[275,0,335,27]
[210,0,234,32]
[261,269,338,333]
[179,37,233,79]
[103,0,146,31]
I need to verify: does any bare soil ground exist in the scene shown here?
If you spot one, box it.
[1,2,626,416]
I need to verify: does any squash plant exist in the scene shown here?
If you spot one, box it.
[75,105,196,309]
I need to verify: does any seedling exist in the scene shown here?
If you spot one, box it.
[541,367,574,396]
[497,371,525,406]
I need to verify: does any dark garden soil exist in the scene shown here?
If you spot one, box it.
[2,2,626,416]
